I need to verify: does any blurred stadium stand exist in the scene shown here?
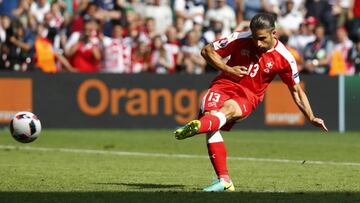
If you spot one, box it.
[0,0,359,75]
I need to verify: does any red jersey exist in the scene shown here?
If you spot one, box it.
[71,42,100,73]
[354,0,360,17]
[212,31,300,108]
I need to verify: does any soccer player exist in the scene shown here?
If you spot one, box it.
[174,13,328,192]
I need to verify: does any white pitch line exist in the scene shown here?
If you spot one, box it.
[1,145,360,167]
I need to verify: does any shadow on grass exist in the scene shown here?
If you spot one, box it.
[0,192,359,203]
[95,182,185,189]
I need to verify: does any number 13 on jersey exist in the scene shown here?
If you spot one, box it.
[247,63,260,77]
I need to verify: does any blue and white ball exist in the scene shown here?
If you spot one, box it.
[10,112,42,143]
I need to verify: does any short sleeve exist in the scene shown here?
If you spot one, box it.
[279,59,300,86]
[212,31,251,58]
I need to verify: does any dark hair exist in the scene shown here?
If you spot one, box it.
[250,13,276,32]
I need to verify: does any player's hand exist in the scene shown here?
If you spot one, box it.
[229,66,248,78]
[310,117,328,132]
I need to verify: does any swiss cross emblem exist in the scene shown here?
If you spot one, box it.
[266,61,273,69]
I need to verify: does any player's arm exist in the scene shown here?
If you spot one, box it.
[288,84,328,131]
[201,43,248,78]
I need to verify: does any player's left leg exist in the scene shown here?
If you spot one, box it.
[203,130,235,192]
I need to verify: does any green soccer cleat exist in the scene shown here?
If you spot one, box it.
[203,178,235,192]
[174,120,201,140]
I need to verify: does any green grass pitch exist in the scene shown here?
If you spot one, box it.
[0,129,360,203]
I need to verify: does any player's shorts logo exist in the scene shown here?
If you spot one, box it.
[208,102,217,108]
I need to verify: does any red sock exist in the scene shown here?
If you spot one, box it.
[198,114,224,133]
[207,142,229,181]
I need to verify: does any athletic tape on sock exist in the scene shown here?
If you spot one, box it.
[212,112,226,128]
[206,131,224,143]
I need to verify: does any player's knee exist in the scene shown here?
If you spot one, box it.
[220,105,237,120]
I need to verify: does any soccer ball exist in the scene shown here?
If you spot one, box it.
[9,112,42,143]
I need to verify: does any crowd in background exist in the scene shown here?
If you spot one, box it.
[0,0,359,75]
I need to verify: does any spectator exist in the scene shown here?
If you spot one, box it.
[348,0,360,39]
[205,0,236,37]
[303,16,317,34]
[131,41,150,73]
[192,17,207,44]
[305,0,337,36]
[1,20,35,71]
[92,0,122,36]
[267,0,304,17]
[0,14,11,43]
[143,17,158,42]
[166,25,181,46]
[126,0,147,15]
[231,0,244,24]
[34,23,75,73]
[142,0,172,34]
[150,35,175,74]
[347,37,360,74]
[277,0,304,35]
[70,1,98,33]
[174,16,187,40]
[12,0,37,31]
[0,0,19,18]
[165,25,181,70]
[30,0,50,24]
[61,0,74,16]
[288,22,316,54]
[238,0,271,21]
[329,27,353,75]
[111,0,131,29]
[66,19,102,72]
[174,0,205,32]
[177,30,206,74]
[102,24,132,73]
[47,0,65,29]
[331,0,351,28]
[203,19,225,43]
[125,22,151,49]
[303,24,334,74]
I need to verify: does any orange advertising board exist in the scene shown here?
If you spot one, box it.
[0,78,32,123]
[265,81,304,126]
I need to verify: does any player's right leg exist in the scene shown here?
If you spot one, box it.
[174,99,242,140]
